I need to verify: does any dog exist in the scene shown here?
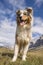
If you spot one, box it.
[12,7,33,62]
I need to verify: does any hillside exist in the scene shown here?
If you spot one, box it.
[0,47,43,65]
[30,35,43,48]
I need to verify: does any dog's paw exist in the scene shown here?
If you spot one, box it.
[11,59,16,62]
[22,58,26,61]
[11,57,17,62]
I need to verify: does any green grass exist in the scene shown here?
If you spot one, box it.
[0,47,43,65]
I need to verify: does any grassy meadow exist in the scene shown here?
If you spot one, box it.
[0,47,43,65]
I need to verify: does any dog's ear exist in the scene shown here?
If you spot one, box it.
[16,10,20,15]
[26,7,33,15]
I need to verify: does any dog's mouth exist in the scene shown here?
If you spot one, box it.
[19,15,28,26]
[20,18,30,26]
[20,19,27,26]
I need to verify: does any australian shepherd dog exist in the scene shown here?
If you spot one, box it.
[12,7,33,62]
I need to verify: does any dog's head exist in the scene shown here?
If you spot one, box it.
[16,7,33,26]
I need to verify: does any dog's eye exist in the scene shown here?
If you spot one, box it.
[27,13,30,16]
[24,12,26,15]
[24,12,29,16]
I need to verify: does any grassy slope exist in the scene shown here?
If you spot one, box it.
[0,47,43,65]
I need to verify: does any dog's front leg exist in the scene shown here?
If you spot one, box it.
[12,44,19,62]
[22,43,30,61]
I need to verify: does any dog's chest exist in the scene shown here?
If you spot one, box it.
[17,31,27,39]
[16,26,31,40]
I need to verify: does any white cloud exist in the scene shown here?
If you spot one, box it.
[0,18,17,48]
[8,0,26,9]
[33,17,43,26]
[35,0,43,7]
[33,26,43,34]
[32,17,43,38]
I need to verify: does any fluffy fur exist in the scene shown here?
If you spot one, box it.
[12,7,33,62]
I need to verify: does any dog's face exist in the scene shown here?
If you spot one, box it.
[16,7,33,26]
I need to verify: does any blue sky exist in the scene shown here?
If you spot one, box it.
[0,0,43,48]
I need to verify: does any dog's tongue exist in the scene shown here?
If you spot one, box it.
[20,21,25,26]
